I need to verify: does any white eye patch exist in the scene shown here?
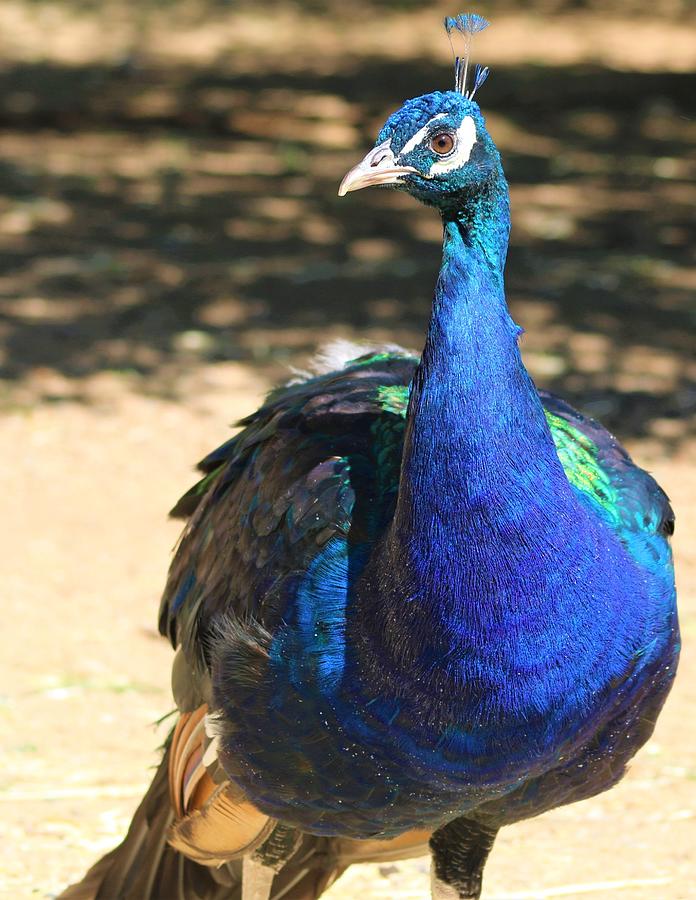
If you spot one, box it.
[427,116,477,177]
[399,113,448,157]
[397,114,477,179]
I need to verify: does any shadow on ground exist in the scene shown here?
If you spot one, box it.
[0,52,693,446]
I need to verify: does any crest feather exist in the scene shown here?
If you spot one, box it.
[443,12,491,98]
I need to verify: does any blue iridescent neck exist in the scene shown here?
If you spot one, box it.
[354,171,607,716]
[392,173,574,550]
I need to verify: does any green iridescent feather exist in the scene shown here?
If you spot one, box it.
[370,383,623,528]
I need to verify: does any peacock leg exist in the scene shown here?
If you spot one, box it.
[242,854,276,900]
[242,824,303,900]
[429,818,498,900]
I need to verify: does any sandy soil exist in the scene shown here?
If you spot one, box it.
[0,3,694,898]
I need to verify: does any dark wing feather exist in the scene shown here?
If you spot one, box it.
[159,349,418,704]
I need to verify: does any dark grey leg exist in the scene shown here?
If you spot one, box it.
[429,818,498,899]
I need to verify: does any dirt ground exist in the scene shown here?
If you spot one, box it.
[0,3,694,898]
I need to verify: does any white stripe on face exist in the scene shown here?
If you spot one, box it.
[399,113,448,157]
[427,116,477,177]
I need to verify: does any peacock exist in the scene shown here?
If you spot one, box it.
[60,13,679,900]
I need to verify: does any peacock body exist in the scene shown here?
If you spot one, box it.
[61,14,679,900]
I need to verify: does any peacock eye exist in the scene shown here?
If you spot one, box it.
[429,131,456,155]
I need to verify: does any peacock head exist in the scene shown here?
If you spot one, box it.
[338,14,504,216]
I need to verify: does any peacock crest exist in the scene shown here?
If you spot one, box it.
[444,12,490,98]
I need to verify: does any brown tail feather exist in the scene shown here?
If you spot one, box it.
[58,746,241,900]
[58,705,428,899]
[56,739,346,900]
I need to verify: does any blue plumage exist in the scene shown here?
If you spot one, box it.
[60,14,679,900]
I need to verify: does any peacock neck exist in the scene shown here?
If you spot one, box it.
[355,174,601,702]
[390,178,574,558]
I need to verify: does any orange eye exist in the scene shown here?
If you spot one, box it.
[429,132,455,155]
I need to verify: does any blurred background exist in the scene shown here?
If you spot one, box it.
[0,1,694,898]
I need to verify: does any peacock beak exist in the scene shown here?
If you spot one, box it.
[338,141,418,196]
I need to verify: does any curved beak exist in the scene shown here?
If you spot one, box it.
[338,141,418,197]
